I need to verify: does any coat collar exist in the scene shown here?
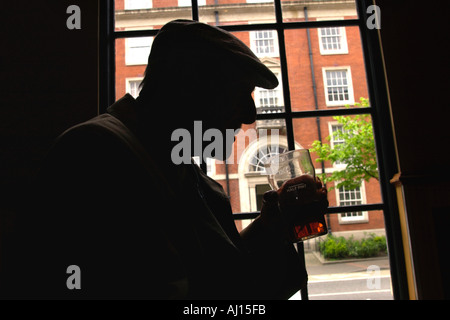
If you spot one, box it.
[106,94,139,136]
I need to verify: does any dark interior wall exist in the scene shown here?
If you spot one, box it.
[0,1,99,252]
[377,0,450,299]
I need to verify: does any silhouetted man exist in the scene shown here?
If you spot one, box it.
[2,20,327,299]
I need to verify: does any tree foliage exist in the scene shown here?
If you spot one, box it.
[310,98,378,190]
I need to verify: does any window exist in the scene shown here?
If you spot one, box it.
[193,156,213,176]
[248,144,287,173]
[254,85,283,113]
[250,30,279,57]
[107,0,404,300]
[318,27,348,55]
[323,67,354,106]
[126,78,143,98]
[178,0,206,6]
[124,0,152,10]
[337,185,368,223]
[125,36,153,65]
[329,123,348,167]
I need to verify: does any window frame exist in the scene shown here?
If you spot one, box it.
[249,29,280,58]
[125,77,143,98]
[125,35,153,66]
[322,66,355,106]
[336,183,369,224]
[328,121,349,168]
[100,0,408,300]
[124,0,152,10]
[318,24,349,55]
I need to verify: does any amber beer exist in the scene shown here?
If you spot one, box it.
[265,149,328,242]
[277,174,328,242]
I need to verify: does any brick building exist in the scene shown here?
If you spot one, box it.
[114,0,385,242]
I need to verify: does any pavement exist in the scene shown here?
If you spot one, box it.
[304,251,391,275]
[289,252,393,300]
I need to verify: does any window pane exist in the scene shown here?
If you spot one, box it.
[115,0,192,31]
[282,0,357,23]
[112,0,395,301]
[115,37,151,99]
[285,26,365,111]
[199,0,275,26]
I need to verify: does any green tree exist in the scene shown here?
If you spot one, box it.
[310,98,378,190]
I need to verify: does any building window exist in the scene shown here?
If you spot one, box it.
[193,156,213,176]
[250,30,279,57]
[318,27,348,55]
[254,85,283,114]
[248,144,287,173]
[126,78,143,98]
[125,37,153,65]
[329,123,348,167]
[124,0,152,10]
[337,184,368,223]
[323,67,354,106]
[178,0,206,6]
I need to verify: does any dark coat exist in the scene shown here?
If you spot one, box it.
[1,95,306,299]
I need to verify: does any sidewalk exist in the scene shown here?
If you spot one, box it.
[289,252,393,300]
[304,251,390,276]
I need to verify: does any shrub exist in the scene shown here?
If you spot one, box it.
[319,233,387,260]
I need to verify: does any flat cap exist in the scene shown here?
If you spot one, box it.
[147,19,279,89]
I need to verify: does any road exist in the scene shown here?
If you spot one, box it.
[289,253,393,300]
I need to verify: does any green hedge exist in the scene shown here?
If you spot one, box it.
[319,233,387,260]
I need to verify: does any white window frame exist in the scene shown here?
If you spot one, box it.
[249,30,279,58]
[193,156,214,177]
[126,77,143,98]
[124,0,152,10]
[336,182,369,224]
[317,18,348,55]
[318,26,348,55]
[254,71,283,111]
[328,121,348,169]
[178,0,206,6]
[125,36,153,66]
[322,66,354,107]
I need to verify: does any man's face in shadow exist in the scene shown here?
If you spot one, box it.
[200,78,257,161]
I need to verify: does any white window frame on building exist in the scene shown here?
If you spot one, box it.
[124,0,152,10]
[193,156,213,176]
[126,77,143,98]
[249,30,279,58]
[316,17,348,55]
[322,66,354,107]
[254,71,283,111]
[178,0,206,6]
[125,36,153,65]
[318,26,349,55]
[336,183,369,224]
[328,121,348,168]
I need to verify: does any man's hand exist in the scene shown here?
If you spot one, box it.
[258,177,329,243]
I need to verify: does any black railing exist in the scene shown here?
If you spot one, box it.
[256,106,285,114]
